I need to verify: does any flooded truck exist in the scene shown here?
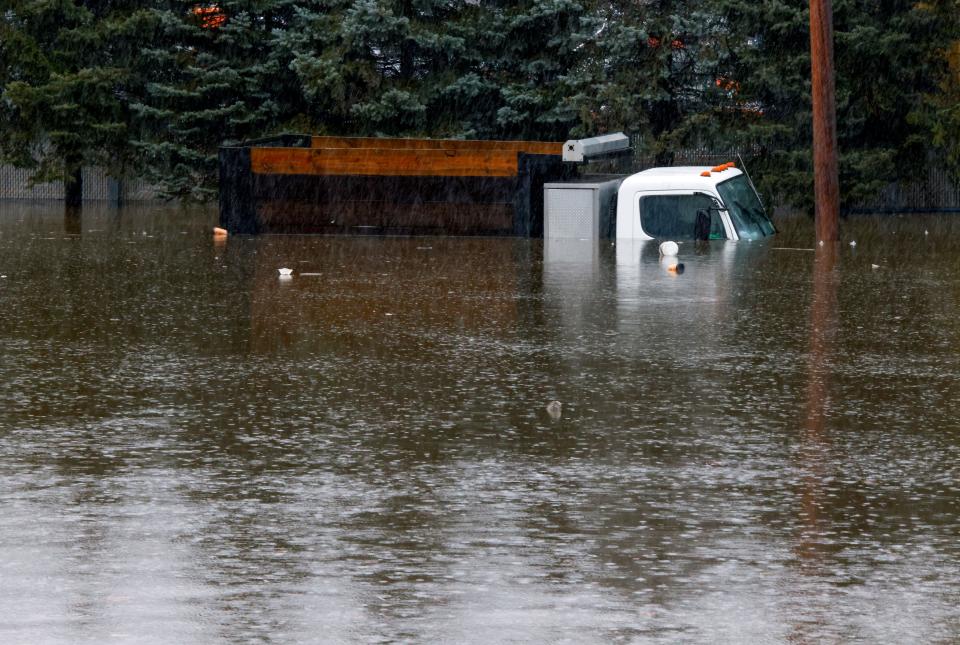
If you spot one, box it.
[544,133,777,241]
[218,132,775,239]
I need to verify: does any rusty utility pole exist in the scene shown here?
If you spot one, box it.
[810,0,840,242]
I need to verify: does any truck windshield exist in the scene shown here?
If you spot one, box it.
[716,175,775,240]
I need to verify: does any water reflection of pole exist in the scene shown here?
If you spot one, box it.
[802,245,839,519]
[810,0,840,243]
[792,244,839,640]
[805,243,838,440]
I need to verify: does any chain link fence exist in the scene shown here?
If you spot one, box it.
[3,155,958,212]
[0,165,162,202]
[847,165,960,213]
[629,143,960,214]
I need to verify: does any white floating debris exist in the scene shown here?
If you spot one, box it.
[278,267,293,276]
[546,400,562,420]
[819,240,824,246]
[871,264,880,269]
[385,313,394,316]
[300,272,322,276]
[659,240,679,257]
[925,229,929,235]
[849,240,857,247]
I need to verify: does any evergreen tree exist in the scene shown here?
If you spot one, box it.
[481,0,593,140]
[567,0,731,159]
[281,0,593,140]
[710,0,959,210]
[0,0,158,204]
[131,0,306,200]
[4,0,957,205]
[279,0,471,136]
[924,20,960,181]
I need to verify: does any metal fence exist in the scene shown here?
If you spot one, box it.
[849,165,960,213]
[631,147,960,213]
[0,165,161,202]
[3,155,958,212]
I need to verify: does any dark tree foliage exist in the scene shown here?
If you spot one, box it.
[280,0,591,140]
[568,0,732,162]
[131,0,306,200]
[0,0,161,202]
[1,0,958,205]
[709,0,959,211]
[925,16,960,181]
[279,0,480,136]
[481,0,592,140]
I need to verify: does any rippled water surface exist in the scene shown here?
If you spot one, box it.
[2,202,960,644]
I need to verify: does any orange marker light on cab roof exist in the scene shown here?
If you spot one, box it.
[711,162,737,172]
[700,171,711,177]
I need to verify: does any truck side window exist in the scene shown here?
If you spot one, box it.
[709,211,726,239]
[639,194,722,240]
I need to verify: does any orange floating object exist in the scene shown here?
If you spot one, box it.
[213,226,228,236]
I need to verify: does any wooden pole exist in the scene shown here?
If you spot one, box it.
[810,0,839,242]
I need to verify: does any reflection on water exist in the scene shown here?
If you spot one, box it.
[792,244,838,643]
[2,203,960,643]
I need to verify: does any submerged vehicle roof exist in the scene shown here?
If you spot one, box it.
[621,165,744,193]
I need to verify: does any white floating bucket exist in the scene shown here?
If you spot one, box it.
[659,241,679,257]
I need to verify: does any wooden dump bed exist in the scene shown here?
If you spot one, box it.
[219,134,568,235]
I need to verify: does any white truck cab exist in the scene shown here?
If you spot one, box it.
[544,134,776,242]
[615,165,775,241]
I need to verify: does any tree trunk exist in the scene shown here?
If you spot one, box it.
[64,163,83,208]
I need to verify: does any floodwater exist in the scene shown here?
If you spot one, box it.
[1,202,959,644]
